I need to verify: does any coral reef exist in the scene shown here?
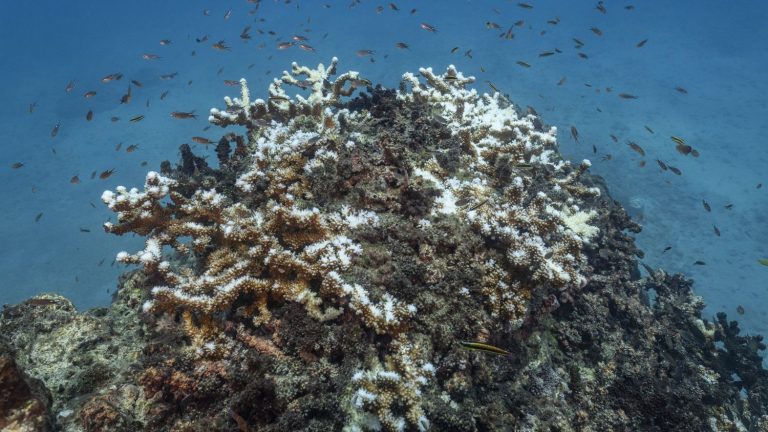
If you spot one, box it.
[2,59,767,431]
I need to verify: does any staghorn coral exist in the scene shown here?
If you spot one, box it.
[346,336,434,432]
[399,65,599,327]
[98,60,606,429]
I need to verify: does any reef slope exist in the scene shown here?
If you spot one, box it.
[2,60,767,432]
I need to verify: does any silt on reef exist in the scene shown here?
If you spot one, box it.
[2,59,768,432]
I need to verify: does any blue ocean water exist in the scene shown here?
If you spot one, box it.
[0,0,765,345]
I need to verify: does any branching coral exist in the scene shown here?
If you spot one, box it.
[346,336,434,432]
[399,65,600,327]
[102,59,606,429]
[103,59,416,357]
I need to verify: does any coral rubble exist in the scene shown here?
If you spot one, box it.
[2,59,767,431]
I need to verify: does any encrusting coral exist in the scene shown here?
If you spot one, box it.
[0,58,751,431]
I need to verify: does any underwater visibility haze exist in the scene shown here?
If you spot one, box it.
[1,0,767,430]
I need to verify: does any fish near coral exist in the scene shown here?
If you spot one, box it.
[460,341,512,357]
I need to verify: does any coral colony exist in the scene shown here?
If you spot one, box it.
[101,58,597,430]
[2,59,768,431]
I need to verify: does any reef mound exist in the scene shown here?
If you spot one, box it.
[2,60,767,432]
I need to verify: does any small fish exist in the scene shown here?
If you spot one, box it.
[627,141,645,156]
[224,9,232,20]
[644,125,654,134]
[590,27,603,36]
[131,79,143,87]
[389,2,399,11]
[486,22,501,30]
[277,41,294,50]
[451,46,459,54]
[577,52,589,60]
[758,258,768,266]
[240,26,252,41]
[160,72,178,80]
[192,136,214,145]
[28,101,37,113]
[557,77,567,86]
[395,42,409,49]
[758,183,763,189]
[570,126,579,143]
[99,169,116,180]
[111,116,120,122]
[24,298,57,307]
[663,246,672,253]
[702,200,711,212]
[713,225,721,237]
[636,39,648,48]
[675,86,688,94]
[84,90,97,98]
[656,159,668,171]
[86,110,93,121]
[212,40,230,51]
[129,115,144,123]
[90,171,96,179]
[724,204,734,210]
[693,260,706,266]
[501,27,515,39]
[101,73,123,83]
[464,49,473,58]
[573,38,585,47]
[224,80,240,86]
[51,121,60,137]
[126,144,138,153]
[159,39,172,46]
[618,93,638,99]
[516,60,531,68]
[142,53,161,60]
[70,175,80,184]
[539,51,555,57]
[356,49,375,57]
[486,81,501,93]
[196,34,209,43]
[115,142,122,151]
[65,80,75,93]
[298,43,315,52]
[596,3,607,14]
[671,137,694,156]
[292,35,309,41]
[668,166,682,175]
[737,305,745,315]
[460,341,511,356]
[626,5,635,10]
[610,134,618,143]
[35,212,43,222]
[120,84,132,104]
[11,162,24,169]
[171,111,197,119]
[160,90,169,100]
[518,2,533,9]
[547,17,560,25]
[420,22,437,32]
